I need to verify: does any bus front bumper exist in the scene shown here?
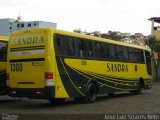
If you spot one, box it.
[144,81,152,90]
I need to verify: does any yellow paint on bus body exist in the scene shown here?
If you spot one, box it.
[7,28,152,99]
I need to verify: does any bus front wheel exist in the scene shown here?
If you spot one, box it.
[131,80,144,95]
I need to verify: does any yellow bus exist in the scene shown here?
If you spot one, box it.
[7,28,152,103]
[0,36,8,95]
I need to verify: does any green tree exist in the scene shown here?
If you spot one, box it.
[101,33,109,39]
[106,31,122,41]
[130,35,136,39]
[146,36,160,81]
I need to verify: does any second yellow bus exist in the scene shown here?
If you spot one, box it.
[0,36,8,95]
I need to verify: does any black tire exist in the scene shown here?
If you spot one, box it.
[74,97,83,103]
[137,84,143,94]
[84,83,97,103]
[131,81,143,95]
[49,98,65,104]
[108,93,114,97]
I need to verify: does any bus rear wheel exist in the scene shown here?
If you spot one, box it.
[84,83,97,103]
[108,93,114,97]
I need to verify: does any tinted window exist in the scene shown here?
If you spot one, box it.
[116,46,128,61]
[116,45,124,60]
[102,43,109,59]
[135,50,144,62]
[110,44,116,59]
[56,35,75,56]
[123,47,128,61]
[128,48,144,62]
[95,42,101,58]
[0,41,7,61]
[77,38,93,58]
[68,37,75,56]
[55,34,144,63]
[95,42,109,59]
[128,48,136,61]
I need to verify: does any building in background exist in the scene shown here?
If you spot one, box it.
[0,18,15,36]
[0,16,57,36]
[148,17,160,40]
[74,29,145,46]
[120,32,131,43]
[134,33,145,46]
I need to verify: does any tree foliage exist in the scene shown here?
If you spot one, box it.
[147,36,157,50]
[154,43,160,53]
[146,36,160,81]
[101,31,122,41]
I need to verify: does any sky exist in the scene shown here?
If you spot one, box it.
[0,0,160,35]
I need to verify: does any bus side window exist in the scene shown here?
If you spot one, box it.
[87,40,94,57]
[77,39,93,58]
[68,37,75,56]
[56,37,61,46]
[116,45,124,60]
[0,41,7,61]
[134,49,139,61]
[135,50,144,63]
[56,35,69,56]
[100,43,105,58]
[104,43,109,59]
[123,47,128,61]
[140,50,144,62]
[110,44,116,59]
[128,48,135,62]
[77,39,84,57]
[56,36,63,55]
[95,42,101,58]
[95,42,109,59]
